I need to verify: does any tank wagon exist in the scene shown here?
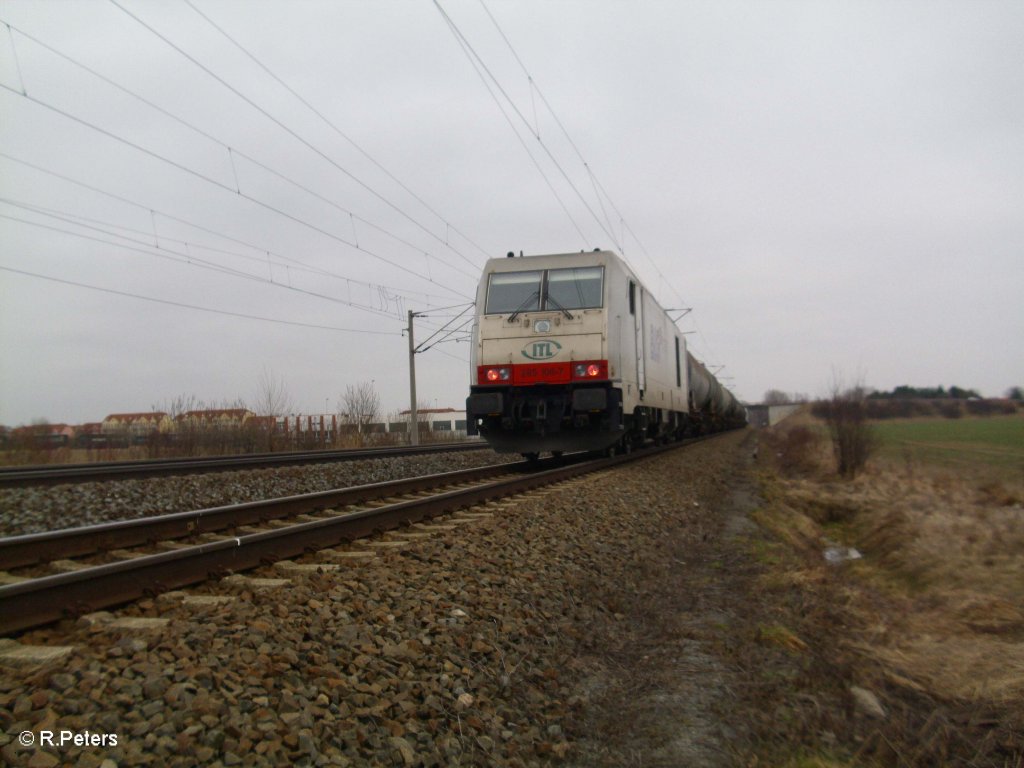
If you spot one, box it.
[465,249,745,457]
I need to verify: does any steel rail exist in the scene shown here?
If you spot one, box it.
[0,441,486,487]
[0,459,549,570]
[0,441,689,635]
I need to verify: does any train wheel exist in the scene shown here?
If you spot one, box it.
[551,451,563,459]
[522,452,540,463]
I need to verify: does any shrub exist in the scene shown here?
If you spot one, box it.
[819,379,877,479]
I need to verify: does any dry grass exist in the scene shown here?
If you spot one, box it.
[845,467,1024,709]
[747,418,1024,766]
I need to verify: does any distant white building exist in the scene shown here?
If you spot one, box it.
[397,407,468,434]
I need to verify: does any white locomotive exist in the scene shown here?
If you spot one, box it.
[466,249,745,457]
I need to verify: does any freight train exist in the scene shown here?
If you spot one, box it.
[465,249,746,458]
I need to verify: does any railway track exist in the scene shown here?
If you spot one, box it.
[0,441,486,487]
[0,440,697,636]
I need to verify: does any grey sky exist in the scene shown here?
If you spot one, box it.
[1,0,1021,426]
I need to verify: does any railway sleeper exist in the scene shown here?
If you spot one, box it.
[0,639,74,665]
[222,575,290,590]
[158,592,237,607]
[273,560,342,574]
[317,549,376,562]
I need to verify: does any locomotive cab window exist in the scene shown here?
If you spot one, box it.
[545,266,604,310]
[485,266,604,315]
[485,271,542,314]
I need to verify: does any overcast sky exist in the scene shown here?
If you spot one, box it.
[1,0,1021,426]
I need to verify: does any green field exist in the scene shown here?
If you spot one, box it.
[872,412,1024,473]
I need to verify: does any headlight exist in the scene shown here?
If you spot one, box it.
[572,361,607,380]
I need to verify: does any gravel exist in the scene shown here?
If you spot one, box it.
[0,449,519,538]
[0,432,748,767]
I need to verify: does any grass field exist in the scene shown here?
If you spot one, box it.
[871,412,1024,475]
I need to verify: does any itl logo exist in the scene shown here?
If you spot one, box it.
[522,339,562,360]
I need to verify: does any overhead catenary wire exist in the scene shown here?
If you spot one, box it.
[235,150,482,281]
[2,196,349,286]
[418,323,473,354]
[0,152,458,308]
[0,208,412,321]
[0,82,472,299]
[0,266,401,335]
[6,6,724,365]
[434,0,625,255]
[432,1,589,246]
[431,346,470,365]
[410,301,477,315]
[107,0,484,275]
[181,0,492,265]
[414,304,475,353]
[4,22,26,94]
[476,3,662,291]
[479,1,626,241]
[0,22,479,285]
[2,197,433,315]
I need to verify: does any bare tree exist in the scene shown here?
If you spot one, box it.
[150,394,203,457]
[252,368,293,417]
[820,372,877,479]
[153,393,202,420]
[246,369,291,451]
[764,389,810,405]
[341,381,381,430]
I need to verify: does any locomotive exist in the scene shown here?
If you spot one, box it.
[465,249,746,458]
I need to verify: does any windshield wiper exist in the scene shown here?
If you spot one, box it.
[543,293,574,320]
[507,290,539,323]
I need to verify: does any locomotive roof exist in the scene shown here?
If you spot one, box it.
[482,249,629,273]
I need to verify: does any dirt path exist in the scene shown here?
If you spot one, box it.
[565,431,762,767]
